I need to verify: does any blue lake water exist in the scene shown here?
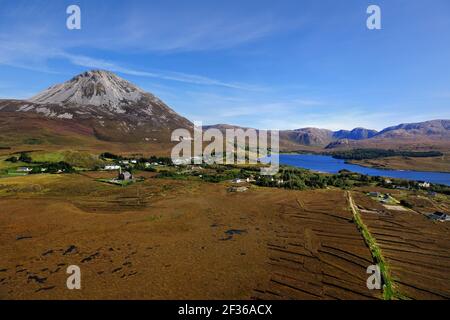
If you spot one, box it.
[273,154,450,186]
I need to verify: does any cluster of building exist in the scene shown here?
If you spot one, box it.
[16,167,66,174]
[104,167,133,183]
[368,192,397,204]
[172,157,203,166]
[104,160,157,171]
[231,177,255,184]
[103,158,164,181]
[418,182,431,188]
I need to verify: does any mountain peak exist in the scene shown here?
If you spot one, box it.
[69,69,117,81]
[29,70,149,113]
[0,69,193,142]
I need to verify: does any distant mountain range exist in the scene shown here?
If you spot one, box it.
[206,120,450,150]
[0,70,448,152]
[279,127,378,147]
[279,120,450,149]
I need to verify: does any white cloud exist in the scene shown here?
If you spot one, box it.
[0,37,260,90]
[119,14,276,52]
[61,53,261,90]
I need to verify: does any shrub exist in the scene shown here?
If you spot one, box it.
[5,156,18,163]
[18,153,32,163]
[400,200,413,209]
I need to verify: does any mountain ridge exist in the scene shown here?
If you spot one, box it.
[205,120,450,150]
[0,70,448,151]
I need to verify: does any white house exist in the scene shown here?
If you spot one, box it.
[173,158,190,165]
[17,167,32,172]
[105,165,121,171]
[419,182,431,188]
[118,171,133,181]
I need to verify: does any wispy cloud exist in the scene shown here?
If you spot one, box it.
[0,36,260,90]
[118,10,279,52]
[0,2,273,90]
[61,53,261,90]
[1,0,285,53]
[172,88,448,131]
[88,0,301,53]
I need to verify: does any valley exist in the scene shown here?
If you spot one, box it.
[2,0,450,306]
[0,70,449,300]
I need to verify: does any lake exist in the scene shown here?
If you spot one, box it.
[273,154,450,186]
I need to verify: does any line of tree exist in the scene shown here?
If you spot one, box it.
[6,152,33,163]
[331,149,443,160]
[100,152,173,165]
[255,167,450,194]
[255,168,356,190]
[30,161,75,174]
[100,152,123,160]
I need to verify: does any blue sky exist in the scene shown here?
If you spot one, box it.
[0,0,449,130]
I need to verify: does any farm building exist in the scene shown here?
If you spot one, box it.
[104,165,121,170]
[118,171,133,181]
[228,186,248,193]
[418,182,431,188]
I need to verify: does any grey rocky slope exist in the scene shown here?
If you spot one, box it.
[0,70,193,142]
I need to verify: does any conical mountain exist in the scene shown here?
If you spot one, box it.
[0,70,192,144]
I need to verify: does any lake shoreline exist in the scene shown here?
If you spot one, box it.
[279,152,450,174]
[275,154,450,186]
[346,159,450,174]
